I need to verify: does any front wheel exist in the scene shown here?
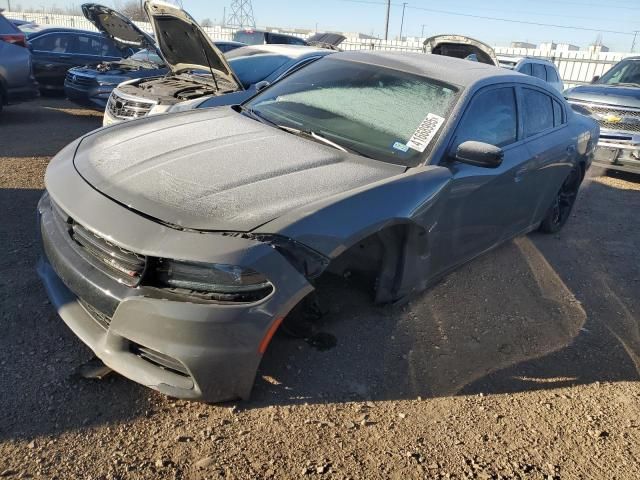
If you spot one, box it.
[539,167,582,234]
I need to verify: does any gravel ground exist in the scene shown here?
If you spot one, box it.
[0,98,639,479]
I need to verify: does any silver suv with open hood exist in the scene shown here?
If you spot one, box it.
[103,0,242,125]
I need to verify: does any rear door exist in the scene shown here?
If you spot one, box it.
[518,86,574,223]
[432,84,534,275]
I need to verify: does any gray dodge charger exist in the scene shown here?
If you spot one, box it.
[38,52,599,402]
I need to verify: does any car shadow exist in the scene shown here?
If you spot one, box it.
[0,97,102,158]
[250,172,640,407]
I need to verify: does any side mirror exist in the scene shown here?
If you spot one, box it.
[591,75,600,83]
[454,141,504,168]
[254,80,270,92]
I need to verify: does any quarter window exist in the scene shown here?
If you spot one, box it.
[454,87,518,148]
[552,99,565,127]
[522,88,554,137]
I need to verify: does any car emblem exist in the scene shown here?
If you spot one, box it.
[72,74,76,82]
[600,113,623,123]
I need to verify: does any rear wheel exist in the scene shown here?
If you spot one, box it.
[539,167,581,233]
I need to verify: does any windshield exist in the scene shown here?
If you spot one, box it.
[598,60,640,86]
[129,49,164,65]
[245,57,459,167]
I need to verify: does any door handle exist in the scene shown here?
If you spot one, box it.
[514,166,528,183]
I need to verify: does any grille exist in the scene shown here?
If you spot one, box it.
[130,342,190,377]
[53,201,147,287]
[65,72,96,88]
[107,90,154,120]
[79,299,112,330]
[574,102,640,134]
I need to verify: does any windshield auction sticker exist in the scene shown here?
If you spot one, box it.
[407,113,446,152]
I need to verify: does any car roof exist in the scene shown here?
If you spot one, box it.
[497,55,556,66]
[332,51,518,88]
[229,44,329,58]
[26,26,98,35]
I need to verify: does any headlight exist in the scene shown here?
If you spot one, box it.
[148,104,172,115]
[152,259,273,302]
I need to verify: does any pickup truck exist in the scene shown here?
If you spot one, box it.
[564,56,640,174]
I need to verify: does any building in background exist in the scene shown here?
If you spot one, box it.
[589,43,610,54]
[539,42,558,51]
[511,41,536,49]
[556,43,580,52]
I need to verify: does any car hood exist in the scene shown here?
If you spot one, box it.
[564,84,640,109]
[73,108,405,232]
[423,34,498,66]
[144,0,241,90]
[81,3,156,52]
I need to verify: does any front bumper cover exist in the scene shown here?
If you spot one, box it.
[37,168,313,401]
[593,129,640,174]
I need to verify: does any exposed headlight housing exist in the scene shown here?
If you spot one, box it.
[152,259,273,303]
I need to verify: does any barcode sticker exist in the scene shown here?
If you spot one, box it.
[406,113,445,153]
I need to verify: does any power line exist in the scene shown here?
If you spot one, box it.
[342,0,637,36]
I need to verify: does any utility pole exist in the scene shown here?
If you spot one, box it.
[399,2,407,40]
[7,0,11,12]
[384,0,390,41]
[632,31,639,53]
[421,23,427,38]
[222,6,226,26]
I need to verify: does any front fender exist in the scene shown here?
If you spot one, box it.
[255,165,453,259]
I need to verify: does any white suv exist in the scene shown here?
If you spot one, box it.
[498,56,564,92]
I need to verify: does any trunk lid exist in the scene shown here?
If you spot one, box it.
[73,108,405,232]
[144,0,241,90]
[306,32,346,50]
[81,3,156,53]
[423,34,498,66]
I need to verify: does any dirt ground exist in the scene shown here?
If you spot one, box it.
[0,98,638,479]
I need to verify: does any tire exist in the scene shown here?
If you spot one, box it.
[539,166,582,234]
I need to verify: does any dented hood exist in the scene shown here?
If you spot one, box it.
[423,35,498,66]
[81,3,156,52]
[73,108,405,232]
[144,0,241,89]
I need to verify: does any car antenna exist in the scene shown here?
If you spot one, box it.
[195,25,219,91]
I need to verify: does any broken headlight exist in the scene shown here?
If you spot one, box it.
[153,259,273,302]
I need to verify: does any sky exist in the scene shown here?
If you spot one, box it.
[7,0,640,52]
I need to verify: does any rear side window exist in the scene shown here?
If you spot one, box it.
[519,63,532,76]
[546,65,560,83]
[522,88,554,137]
[31,33,72,53]
[532,63,547,81]
[455,87,518,148]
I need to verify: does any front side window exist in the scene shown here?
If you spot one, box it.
[453,87,518,148]
[246,58,459,167]
[73,35,102,55]
[522,88,554,137]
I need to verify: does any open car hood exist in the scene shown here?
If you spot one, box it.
[423,34,498,66]
[81,3,156,52]
[144,0,241,89]
[306,32,346,50]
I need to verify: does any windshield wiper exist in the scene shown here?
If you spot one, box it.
[275,125,372,158]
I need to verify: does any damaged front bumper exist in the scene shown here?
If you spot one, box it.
[37,187,313,402]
